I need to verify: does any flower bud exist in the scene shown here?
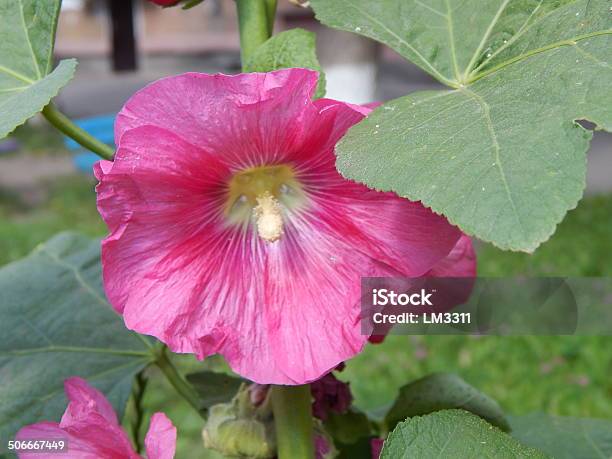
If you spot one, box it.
[203,385,275,458]
[311,372,352,421]
[249,384,270,407]
[314,420,338,459]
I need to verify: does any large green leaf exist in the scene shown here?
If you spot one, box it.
[381,410,547,458]
[510,413,612,459]
[384,373,510,432]
[0,233,155,445]
[244,28,326,98]
[311,0,611,251]
[0,0,77,139]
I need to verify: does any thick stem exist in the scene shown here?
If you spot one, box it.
[271,385,314,459]
[236,0,271,70]
[264,0,278,36]
[155,348,204,418]
[41,104,115,160]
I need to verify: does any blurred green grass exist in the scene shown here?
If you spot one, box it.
[0,168,610,457]
[0,176,105,265]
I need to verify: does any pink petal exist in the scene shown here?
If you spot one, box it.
[93,159,113,181]
[96,126,230,314]
[426,235,476,277]
[16,420,137,459]
[362,101,383,110]
[59,378,135,456]
[144,413,177,459]
[16,379,138,458]
[115,69,319,170]
[425,234,477,314]
[16,422,67,459]
[61,377,118,426]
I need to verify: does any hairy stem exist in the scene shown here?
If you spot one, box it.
[271,385,314,459]
[155,348,203,418]
[41,104,115,160]
[236,0,272,69]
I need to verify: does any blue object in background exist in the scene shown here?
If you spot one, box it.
[64,114,116,173]
[0,138,20,154]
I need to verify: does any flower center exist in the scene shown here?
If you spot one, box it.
[253,192,283,242]
[226,165,305,242]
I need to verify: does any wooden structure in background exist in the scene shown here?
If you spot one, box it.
[109,0,138,71]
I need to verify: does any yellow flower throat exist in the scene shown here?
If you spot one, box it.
[226,165,304,243]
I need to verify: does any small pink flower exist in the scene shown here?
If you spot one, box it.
[16,378,176,459]
[95,69,473,384]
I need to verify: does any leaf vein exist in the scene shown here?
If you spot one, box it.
[37,245,109,309]
[339,0,456,86]
[469,30,612,84]
[472,0,544,74]
[463,0,511,78]
[580,420,607,459]
[573,43,612,69]
[414,0,446,18]
[0,346,151,358]
[0,64,34,84]
[18,0,42,80]
[462,88,527,242]
[444,0,461,81]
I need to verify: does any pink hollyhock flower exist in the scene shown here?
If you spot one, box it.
[95,68,474,384]
[16,377,176,459]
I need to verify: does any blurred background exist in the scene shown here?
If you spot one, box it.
[0,1,610,457]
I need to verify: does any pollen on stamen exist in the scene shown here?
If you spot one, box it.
[254,192,284,242]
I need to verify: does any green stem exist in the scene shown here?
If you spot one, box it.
[264,0,278,36]
[41,104,115,160]
[130,372,148,454]
[155,348,204,418]
[236,0,271,70]
[271,385,314,459]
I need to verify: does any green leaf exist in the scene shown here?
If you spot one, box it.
[244,28,326,98]
[325,408,372,445]
[0,233,155,445]
[337,436,374,459]
[381,410,547,458]
[186,371,244,411]
[384,373,510,432]
[510,413,612,459]
[311,0,612,251]
[182,0,205,9]
[0,0,77,139]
